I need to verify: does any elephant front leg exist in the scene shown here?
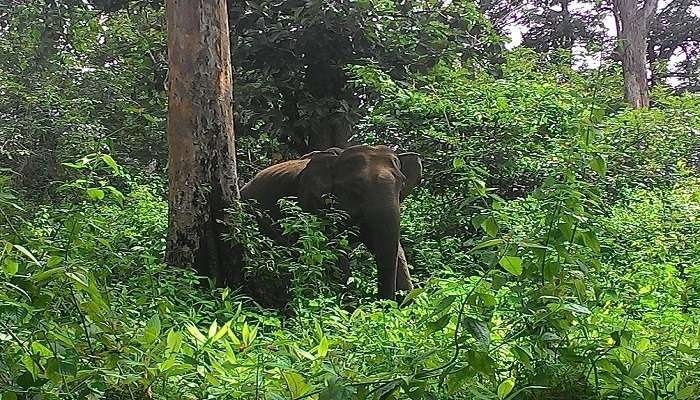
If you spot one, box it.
[396,242,413,291]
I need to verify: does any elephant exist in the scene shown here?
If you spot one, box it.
[240,144,423,301]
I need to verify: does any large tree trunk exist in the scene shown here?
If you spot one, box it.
[613,0,658,108]
[165,0,241,285]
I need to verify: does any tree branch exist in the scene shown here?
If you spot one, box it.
[642,0,659,22]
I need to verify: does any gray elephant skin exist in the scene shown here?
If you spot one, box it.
[240,144,423,301]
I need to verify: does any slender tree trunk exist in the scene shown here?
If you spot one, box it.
[613,0,658,108]
[165,0,241,285]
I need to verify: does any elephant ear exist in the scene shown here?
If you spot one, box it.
[297,150,339,210]
[398,152,423,201]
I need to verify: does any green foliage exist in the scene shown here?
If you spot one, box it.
[224,197,369,309]
[4,118,700,398]
[231,0,503,155]
[2,2,700,398]
[0,1,166,190]
[351,48,698,199]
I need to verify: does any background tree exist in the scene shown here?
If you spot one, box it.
[647,0,700,91]
[165,0,240,285]
[612,0,659,107]
[228,0,504,158]
[0,0,167,191]
[520,0,606,56]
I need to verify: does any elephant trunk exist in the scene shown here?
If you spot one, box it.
[364,200,400,300]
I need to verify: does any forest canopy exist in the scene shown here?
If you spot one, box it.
[1,0,700,399]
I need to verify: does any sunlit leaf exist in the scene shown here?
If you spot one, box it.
[3,258,18,277]
[497,377,515,399]
[86,188,105,201]
[499,256,522,275]
[13,244,40,266]
[167,330,182,353]
[143,314,161,344]
[481,217,499,237]
[282,370,310,398]
[186,324,207,345]
[101,154,119,173]
[317,335,329,358]
[678,385,697,400]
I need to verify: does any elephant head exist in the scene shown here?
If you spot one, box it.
[296,145,423,299]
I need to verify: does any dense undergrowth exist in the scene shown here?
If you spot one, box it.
[3,51,700,399]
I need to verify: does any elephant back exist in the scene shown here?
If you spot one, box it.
[240,159,310,213]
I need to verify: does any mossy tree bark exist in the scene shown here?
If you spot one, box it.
[165,0,241,285]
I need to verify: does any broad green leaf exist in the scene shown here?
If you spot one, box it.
[481,217,499,237]
[496,96,508,109]
[426,295,456,320]
[590,154,607,176]
[186,324,207,345]
[462,316,490,346]
[499,256,523,276]
[497,377,515,399]
[292,345,316,361]
[242,322,250,345]
[2,392,18,400]
[208,320,218,339]
[574,279,587,302]
[282,370,310,398]
[466,350,495,377]
[144,314,161,344]
[30,341,52,357]
[667,376,680,393]
[678,385,697,400]
[105,186,125,202]
[224,341,237,364]
[317,335,329,358]
[319,376,356,400]
[205,373,219,385]
[266,393,287,400]
[46,255,63,268]
[636,338,650,352]
[628,362,648,379]
[580,127,601,147]
[400,287,426,306]
[471,238,504,252]
[61,162,86,170]
[101,154,119,173]
[86,188,105,201]
[167,330,182,353]
[543,261,560,281]
[212,321,231,343]
[66,271,88,287]
[3,258,18,277]
[446,366,474,395]
[159,355,176,372]
[31,267,65,282]
[511,345,531,368]
[427,314,451,334]
[582,231,600,253]
[452,157,465,169]
[677,343,694,354]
